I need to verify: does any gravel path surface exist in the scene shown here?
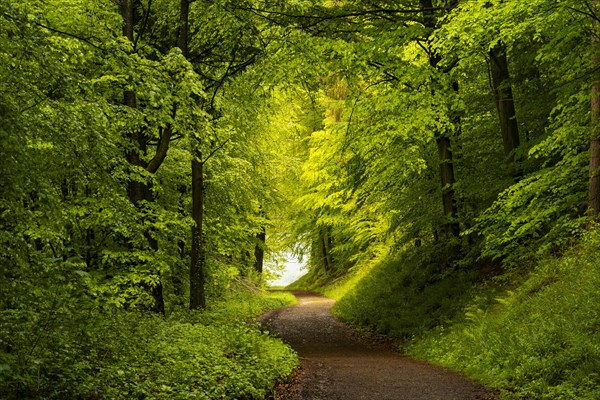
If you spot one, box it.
[261,291,497,400]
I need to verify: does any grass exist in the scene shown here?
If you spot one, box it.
[407,242,600,399]
[0,282,299,400]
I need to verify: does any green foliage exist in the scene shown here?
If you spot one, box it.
[0,286,298,400]
[471,153,588,266]
[408,234,600,400]
[282,0,593,285]
[3,0,600,398]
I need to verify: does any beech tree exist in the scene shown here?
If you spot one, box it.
[489,42,521,161]
[589,0,600,221]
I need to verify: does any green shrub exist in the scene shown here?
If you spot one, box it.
[0,284,298,400]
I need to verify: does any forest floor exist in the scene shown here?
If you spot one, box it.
[260,291,498,400]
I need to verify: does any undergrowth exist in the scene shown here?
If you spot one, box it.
[407,238,600,399]
[332,247,477,339]
[0,283,298,400]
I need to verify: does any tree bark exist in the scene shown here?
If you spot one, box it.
[319,226,333,273]
[589,2,600,223]
[254,226,266,274]
[177,0,206,309]
[489,42,520,159]
[122,0,143,203]
[178,0,189,56]
[320,236,329,273]
[437,136,460,239]
[120,0,167,314]
[189,154,206,309]
[421,0,460,242]
[120,0,135,41]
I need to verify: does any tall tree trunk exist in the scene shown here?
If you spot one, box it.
[178,0,189,56]
[489,42,520,160]
[143,185,166,314]
[421,0,460,243]
[253,226,266,274]
[323,226,333,269]
[190,154,206,309]
[320,237,329,273]
[122,0,143,202]
[178,0,206,310]
[589,2,600,223]
[121,0,167,314]
[319,226,333,273]
[437,136,460,239]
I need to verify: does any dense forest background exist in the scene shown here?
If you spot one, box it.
[2,0,600,399]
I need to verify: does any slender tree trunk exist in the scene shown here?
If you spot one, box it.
[143,184,166,314]
[190,154,206,309]
[421,0,460,243]
[319,227,333,273]
[120,0,168,314]
[489,42,520,159]
[122,0,143,202]
[437,136,460,239]
[320,236,329,273]
[589,3,600,223]
[323,226,333,269]
[177,0,206,309]
[253,226,266,274]
[178,0,189,55]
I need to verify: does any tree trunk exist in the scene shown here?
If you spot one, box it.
[320,237,329,273]
[319,226,333,273]
[178,0,189,56]
[589,3,600,223]
[190,154,206,309]
[324,226,333,269]
[143,185,166,314]
[421,0,460,243]
[177,0,206,309]
[489,42,520,159]
[437,136,460,239]
[253,226,266,274]
[120,0,167,314]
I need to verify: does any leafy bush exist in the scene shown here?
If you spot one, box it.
[471,153,588,267]
[0,284,298,400]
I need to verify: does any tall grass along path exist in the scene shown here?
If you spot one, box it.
[261,291,497,400]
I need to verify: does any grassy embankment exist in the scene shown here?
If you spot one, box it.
[0,286,298,400]
[289,238,600,399]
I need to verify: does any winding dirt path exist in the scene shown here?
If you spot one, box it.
[261,291,497,400]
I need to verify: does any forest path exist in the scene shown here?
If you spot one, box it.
[261,291,497,400]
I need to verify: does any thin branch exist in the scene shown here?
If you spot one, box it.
[3,13,104,51]
[19,97,47,115]
[235,6,445,21]
[202,138,230,164]
[550,64,600,93]
[134,0,153,49]
[342,77,400,153]
[146,124,173,173]
[567,5,600,22]
[440,57,460,74]
[415,38,431,57]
